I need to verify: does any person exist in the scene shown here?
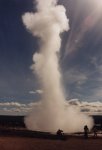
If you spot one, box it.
[56,129,64,138]
[93,125,97,138]
[84,125,89,139]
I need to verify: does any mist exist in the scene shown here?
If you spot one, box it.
[22,0,93,133]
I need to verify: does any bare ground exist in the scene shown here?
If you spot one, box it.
[0,136,102,150]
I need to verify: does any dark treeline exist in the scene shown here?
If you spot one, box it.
[0,115,25,128]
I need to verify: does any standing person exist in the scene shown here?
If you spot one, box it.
[93,125,97,138]
[84,125,89,139]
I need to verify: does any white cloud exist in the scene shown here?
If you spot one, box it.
[0,101,42,115]
[68,99,102,115]
[0,103,31,115]
[27,102,41,107]
[0,100,102,115]
[29,89,43,94]
[0,102,26,107]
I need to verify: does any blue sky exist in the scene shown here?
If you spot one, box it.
[0,0,102,109]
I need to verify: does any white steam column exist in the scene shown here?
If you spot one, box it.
[22,0,93,133]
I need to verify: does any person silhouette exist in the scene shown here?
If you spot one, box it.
[57,129,63,135]
[56,129,64,139]
[84,125,89,139]
[93,125,97,138]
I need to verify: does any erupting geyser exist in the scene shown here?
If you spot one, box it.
[22,0,93,133]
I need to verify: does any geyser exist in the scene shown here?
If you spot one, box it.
[22,0,93,133]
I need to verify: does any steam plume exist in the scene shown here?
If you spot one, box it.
[22,0,93,133]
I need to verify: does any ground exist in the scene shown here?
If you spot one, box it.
[0,136,102,150]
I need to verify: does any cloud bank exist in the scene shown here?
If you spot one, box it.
[0,100,102,116]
